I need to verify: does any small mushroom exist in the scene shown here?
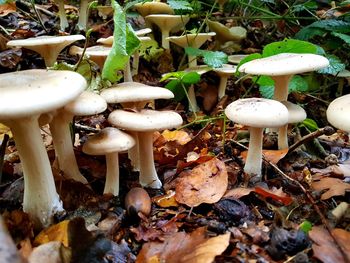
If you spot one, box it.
[83,127,135,196]
[69,45,111,69]
[7,35,85,67]
[134,2,174,17]
[327,94,350,132]
[125,187,152,217]
[145,15,190,49]
[225,98,288,180]
[0,69,86,227]
[228,54,248,65]
[214,64,237,99]
[50,91,107,184]
[207,20,246,48]
[77,0,94,30]
[108,109,183,188]
[279,101,306,149]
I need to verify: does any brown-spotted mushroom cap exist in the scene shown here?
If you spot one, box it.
[0,69,86,228]
[327,94,350,132]
[225,98,288,179]
[108,109,183,188]
[7,35,85,67]
[83,127,135,195]
[239,53,329,102]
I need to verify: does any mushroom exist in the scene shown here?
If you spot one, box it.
[7,35,85,67]
[96,28,152,46]
[69,45,111,69]
[225,98,288,180]
[0,69,86,227]
[228,54,248,65]
[96,5,114,20]
[125,187,152,217]
[83,127,135,196]
[145,15,190,49]
[279,101,306,149]
[134,1,174,17]
[214,64,237,99]
[77,0,94,30]
[167,32,216,67]
[55,0,69,31]
[100,82,175,171]
[50,91,107,184]
[327,94,350,132]
[108,109,183,188]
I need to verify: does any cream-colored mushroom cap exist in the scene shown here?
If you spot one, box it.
[7,35,85,47]
[184,65,212,75]
[228,54,248,64]
[64,91,107,116]
[108,109,183,132]
[326,94,350,131]
[280,101,306,123]
[214,64,237,76]
[225,98,288,128]
[239,53,329,76]
[207,20,247,43]
[69,45,111,57]
[0,70,86,119]
[134,2,174,16]
[167,32,216,48]
[97,29,152,46]
[101,82,174,104]
[145,15,190,33]
[83,127,135,155]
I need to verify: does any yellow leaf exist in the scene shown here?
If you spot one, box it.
[34,220,69,247]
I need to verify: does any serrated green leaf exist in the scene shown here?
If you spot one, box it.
[295,27,326,41]
[289,75,309,93]
[165,79,186,101]
[301,118,319,131]
[262,39,317,57]
[102,0,140,82]
[259,85,274,99]
[305,19,350,33]
[185,47,228,68]
[331,32,350,45]
[182,72,200,85]
[168,0,193,11]
[317,54,345,75]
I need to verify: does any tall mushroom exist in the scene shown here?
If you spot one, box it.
[239,53,329,149]
[108,109,183,188]
[214,64,237,99]
[55,0,69,31]
[0,69,86,228]
[83,127,135,196]
[225,98,288,181]
[50,91,107,184]
[7,35,85,67]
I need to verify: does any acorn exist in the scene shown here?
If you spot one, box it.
[125,187,151,217]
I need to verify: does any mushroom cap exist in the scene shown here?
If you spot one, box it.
[184,65,212,75]
[207,20,247,43]
[64,91,107,116]
[0,69,86,120]
[238,53,329,76]
[167,32,216,49]
[145,15,190,33]
[83,127,135,155]
[228,54,248,64]
[134,2,174,16]
[97,29,152,46]
[7,35,85,48]
[69,45,111,57]
[135,28,153,36]
[100,82,174,104]
[108,109,183,132]
[326,94,350,131]
[214,64,237,76]
[225,98,289,128]
[280,101,306,123]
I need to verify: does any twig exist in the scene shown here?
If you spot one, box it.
[74,123,99,133]
[288,126,335,153]
[0,134,9,184]
[230,139,350,263]
[30,0,48,33]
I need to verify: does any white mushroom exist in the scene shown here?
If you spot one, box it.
[214,64,237,99]
[0,69,86,227]
[327,94,350,132]
[7,35,85,67]
[225,98,288,180]
[83,127,135,196]
[108,109,183,188]
[69,45,112,69]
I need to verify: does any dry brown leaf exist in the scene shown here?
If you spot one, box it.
[28,241,71,263]
[136,227,230,263]
[34,220,69,247]
[241,149,288,164]
[153,190,179,208]
[312,177,350,200]
[309,226,350,263]
[311,164,350,178]
[161,130,192,145]
[223,187,254,199]
[0,3,16,17]
[175,157,228,207]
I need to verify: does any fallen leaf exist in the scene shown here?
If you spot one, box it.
[153,190,179,208]
[0,123,12,142]
[254,187,293,206]
[136,227,230,263]
[34,220,69,247]
[161,129,192,145]
[241,148,288,164]
[0,3,16,17]
[224,187,254,199]
[309,226,350,263]
[28,241,71,263]
[312,177,350,200]
[175,157,228,207]
[311,164,350,178]
[176,155,213,174]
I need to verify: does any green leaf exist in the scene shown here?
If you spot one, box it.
[295,27,326,41]
[168,0,193,12]
[299,220,312,233]
[262,39,317,57]
[301,118,319,131]
[331,32,350,45]
[165,79,186,101]
[160,71,186,82]
[289,75,309,93]
[185,47,228,68]
[182,72,201,85]
[317,54,345,75]
[138,39,163,62]
[305,19,350,33]
[102,0,140,83]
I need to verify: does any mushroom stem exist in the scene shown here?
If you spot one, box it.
[124,59,133,82]
[161,30,170,49]
[6,116,63,228]
[278,124,289,150]
[128,131,140,171]
[272,75,292,101]
[188,55,197,68]
[132,51,140,76]
[244,127,263,177]
[50,110,88,184]
[188,84,199,112]
[138,131,162,188]
[56,0,69,31]
[218,76,228,99]
[104,152,120,195]
[77,0,90,30]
